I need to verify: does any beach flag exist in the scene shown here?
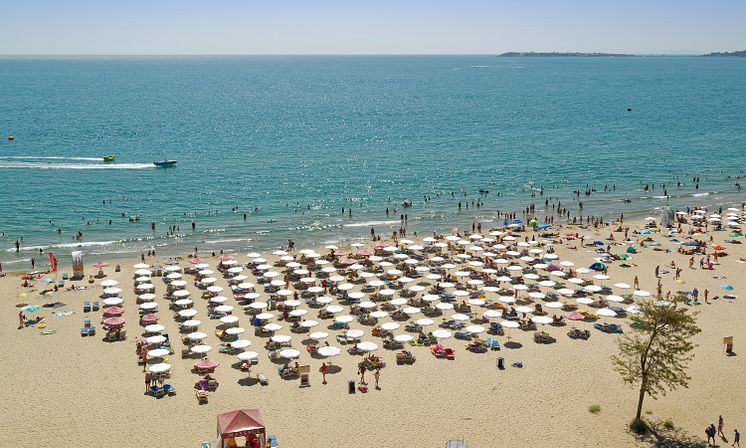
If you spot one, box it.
[48,252,57,272]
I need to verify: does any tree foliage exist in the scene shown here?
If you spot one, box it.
[611,299,700,420]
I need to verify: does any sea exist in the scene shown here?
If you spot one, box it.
[1,56,745,268]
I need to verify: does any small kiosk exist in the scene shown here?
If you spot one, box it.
[217,409,267,448]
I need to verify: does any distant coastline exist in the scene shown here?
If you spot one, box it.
[701,50,746,57]
[498,52,635,57]
[499,50,746,57]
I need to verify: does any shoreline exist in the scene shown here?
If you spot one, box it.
[3,188,744,272]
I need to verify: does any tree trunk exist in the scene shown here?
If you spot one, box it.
[635,385,646,420]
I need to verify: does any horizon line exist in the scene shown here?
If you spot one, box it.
[0,52,718,57]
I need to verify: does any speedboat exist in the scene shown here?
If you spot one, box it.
[153,160,177,167]
[103,155,115,162]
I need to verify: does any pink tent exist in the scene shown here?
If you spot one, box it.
[217,409,266,448]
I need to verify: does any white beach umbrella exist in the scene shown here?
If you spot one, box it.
[182,319,202,328]
[309,331,329,340]
[191,345,212,354]
[356,341,379,352]
[188,332,208,341]
[237,351,259,361]
[148,363,171,373]
[279,349,301,359]
[531,316,553,325]
[317,346,341,358]
[597,308,618,317]
[271,334,292,343]
[220,315,239,325]
[431,329,452,339]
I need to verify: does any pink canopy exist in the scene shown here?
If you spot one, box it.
[566,311,585,321]
[141,313,160,323]
[103,306,124,317]
[339,258,355,266]
[357,250,373,257]
[194,359,220,370]
[92,261,108,268]
[189,257,206,264]
[219,255,235,261]
[103,317,125,327]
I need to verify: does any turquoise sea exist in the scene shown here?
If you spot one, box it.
[1,56,745,267]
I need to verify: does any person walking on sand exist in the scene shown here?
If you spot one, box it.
[18,311,25,329]
[374,368,381,390]
[719,416,725,438]
[358,365,366,385]
[145,372,152,393]
[733,428,740,447]
[634,275,640,289]
[707,423,717,446]
[320,362,328,385]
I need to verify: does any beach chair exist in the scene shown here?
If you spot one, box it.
[454,331,471,340]
[87,324,96,336]
[163,384,176,396]
[299,365,310,387]
[195,390,208,404]
[149,385,165,398]
[80,325,89,337]
[83,301,91,313]
[486,337,501,351]
[444,347,455,360]
[489,322,504,335]
[91,301,100,311]
[431,344,446,358]
[396,350,415,365]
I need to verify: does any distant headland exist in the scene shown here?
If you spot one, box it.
[498,52,634,57]
[498,50,746,57]
[700,50,746,57]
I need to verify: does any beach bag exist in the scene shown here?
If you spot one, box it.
[357,385,368,393]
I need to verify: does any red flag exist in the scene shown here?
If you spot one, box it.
[48,252,57,272]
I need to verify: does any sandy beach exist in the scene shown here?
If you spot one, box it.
[2,211,745,448]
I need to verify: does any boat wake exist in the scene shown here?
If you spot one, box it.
[0,155,103,161]
[0,161,154,170]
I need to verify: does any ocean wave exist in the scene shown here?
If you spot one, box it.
[0,161,154,170]
[692,192,713,197]
[204,238,253,244]
[344,220,401,228]
[3,240,118,253]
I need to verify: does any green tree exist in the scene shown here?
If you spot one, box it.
[611,300,700,421]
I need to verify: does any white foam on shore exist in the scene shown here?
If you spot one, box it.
[3,240,118,252]
[344,220,400,228]
[204,238,253,244]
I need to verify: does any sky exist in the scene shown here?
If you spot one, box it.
[1,0,745,55]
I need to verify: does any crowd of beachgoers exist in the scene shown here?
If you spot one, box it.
[4,191,745,447]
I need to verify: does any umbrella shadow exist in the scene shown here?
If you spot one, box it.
[238,377,260,387]
[504,341,523,349]
[326,364,343,374]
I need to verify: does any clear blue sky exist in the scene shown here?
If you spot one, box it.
[1,0,745,55]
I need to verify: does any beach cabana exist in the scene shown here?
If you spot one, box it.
[217,408,266,448]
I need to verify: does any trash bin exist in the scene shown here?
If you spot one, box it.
[348,380,356,394]
[497,357,505,370]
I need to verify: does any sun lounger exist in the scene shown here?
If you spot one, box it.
[486,337,501,351]
[91,301,100,311]
[83,301,91,313]
[396,350,416,364]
